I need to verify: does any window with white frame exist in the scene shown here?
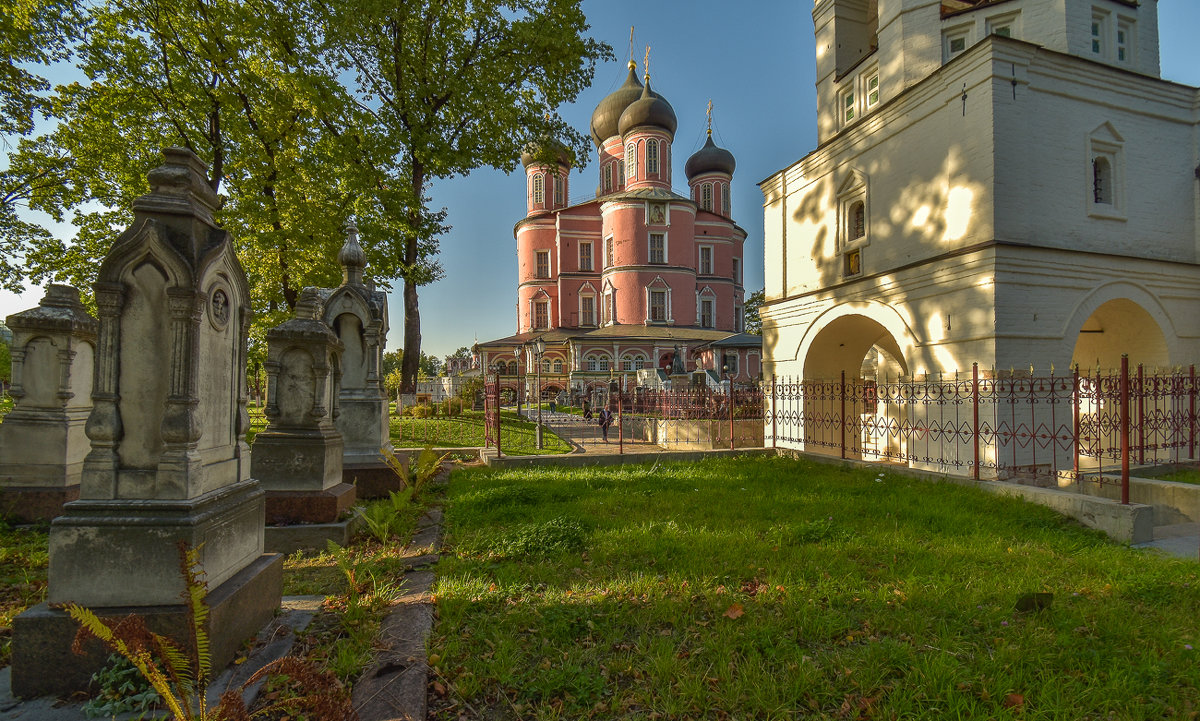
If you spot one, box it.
[579,241,593,271]
[865,71,879,111]
[649,233,666,264]
[647,139,659,174]
[603,163,613,193]
[649,290,667,321]
[732,257,740,284]
[605,237,614,268]
[602,290,612,324]
[541,358,550,373]
[617,161,624,184]
[721,183,731,216]
[532,173,544,205]
[943,27,969,63]
[986,11,1018,39]
[1116,18,1133,63]
[837,171,868,278]
[535,250,550,278]
[580,294,595,326]
[621,354,646,371]
[701,183,713,211]
[553,359,563,373]
[839,86,855,125]
[553,174,564,205]
[1088,123,1124,218]
[1091,11,1107,57]
[533,300,549,329]
[699,245,713,275]
[626,143,636,179]
[700,299,714,328]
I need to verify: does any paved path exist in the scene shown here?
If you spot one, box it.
[1132,522,1200,561]
[531,409,657,455]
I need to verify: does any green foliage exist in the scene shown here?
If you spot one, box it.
[743,288,765,335]
[82,655,160,719]
[320,539,406,682]
[356,487,415,544]
[460,516,589,559]
[410,446,450,493]
[0,520,49,666]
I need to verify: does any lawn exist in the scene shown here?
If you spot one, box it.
[430,455,1200,720]
[0,521,48,668]
[1144,467,1200,486]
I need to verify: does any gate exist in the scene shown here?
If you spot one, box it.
[484,372,501,455]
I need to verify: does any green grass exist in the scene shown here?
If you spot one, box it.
[0,394,12,422]
[430,455,1200,720]
[1143,467,1200,486]
[0,521,49,668]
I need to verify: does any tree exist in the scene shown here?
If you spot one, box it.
[0,338,10,385]
[744,289,765,336]
[315,0,611,394]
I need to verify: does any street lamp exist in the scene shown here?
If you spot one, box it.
[533,337,546,449]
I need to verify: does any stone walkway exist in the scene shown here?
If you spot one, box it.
[527,409,657,455]
[1132,522,1200,561]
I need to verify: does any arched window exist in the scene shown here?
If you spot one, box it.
[617,161,624,185]
[552,359,563,373]
[1093,157,1112,205]
[532,174,544,205]
[585,353,611,372]
[701,183,713,211]
[603,163,613,193]
[646,139,659,174]
[721,183,731,216]
[850,200,866,239]
[621,354,647,371]
[626,143,636,179]
[507,361,518,375]
[541,359,551,373]
[553,174,564,205]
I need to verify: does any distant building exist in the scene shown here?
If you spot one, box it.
[762,0,1200,385]
[443,351,480,377]
[476,61,760,397]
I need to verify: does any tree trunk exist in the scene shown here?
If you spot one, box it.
[399,162,425,394]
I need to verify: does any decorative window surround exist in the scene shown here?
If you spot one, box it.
[1087,122,1125,221]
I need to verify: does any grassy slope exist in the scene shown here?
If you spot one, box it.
[431,455,1200,720]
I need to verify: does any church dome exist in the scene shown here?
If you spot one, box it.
[685,134,736,179]
[590,62,644,147]
[520,141,572,169]
[618,78,677,138]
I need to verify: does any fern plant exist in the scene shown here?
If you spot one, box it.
[64,541,356,720]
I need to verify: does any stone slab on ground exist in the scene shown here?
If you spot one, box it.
[265,482,357,525]
[1132,522,1200,561]
[352,505,443,721]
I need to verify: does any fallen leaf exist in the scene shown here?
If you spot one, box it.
[724,603,745,620]
[1003,693,1025,709]
[433,681,447,696]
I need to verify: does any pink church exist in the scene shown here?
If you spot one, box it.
[477,62,761,399]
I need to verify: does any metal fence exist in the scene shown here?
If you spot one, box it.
[766,360,1200,496]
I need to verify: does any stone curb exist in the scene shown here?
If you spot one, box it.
[351,506,444,721]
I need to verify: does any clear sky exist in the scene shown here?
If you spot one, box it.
[3,0,1199,360]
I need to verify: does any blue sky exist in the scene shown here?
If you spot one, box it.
[4,0,1199,359]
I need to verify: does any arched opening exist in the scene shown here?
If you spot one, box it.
[1070,298,1168,373]
[800,314,908,460]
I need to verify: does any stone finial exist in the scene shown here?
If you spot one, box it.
[131,147,221,228]
[295,287,323,320]
[339,218,367,287]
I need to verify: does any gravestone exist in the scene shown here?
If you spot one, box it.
[252,287,356,549]
[11,148,281,697]
[0,285,97,521]
[317,221,394,497]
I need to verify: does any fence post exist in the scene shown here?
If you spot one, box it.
[1137,363,1145,466]
[618,384,624,455]
[729,380,736,452]
[1072,365,1080,476]
[1190,364,1197,463]
[840,370,847,460]
[972,363,980,481]
[1120,355,1130,504]
[771,374,778,450]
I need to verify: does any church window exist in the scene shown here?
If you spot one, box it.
[532,174,544,205]
[732,257,741,284]
[603,163,613,193]
[626,143,636,178]
[1092,157,1112,205]
[605,237,614,268]
[701,183,713,211]
[843,249,862,278]
[699,245,713,275]
[734,305,743,333]
[580,294,596,326]
[535,250,550,278]
[865,73,879,110]
[1116,19,1133,63]
[534,300,549,329]
[647,139,659,174]
[850,201,866,240]
[507,361,518,375]
[841,88,855,123]
[579,241,593,271]
[943,26,969,63]
[649,233,666,264]
[617,161,624,184]
[541,358,550,373]
[721,183,731,216]
[649,290,667,321]
[553,359,563,373]
[700,299,714,328]
[1091,12,1107,56]
[553,174,564,205]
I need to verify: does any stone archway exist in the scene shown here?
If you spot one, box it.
[1070,298,1169,373]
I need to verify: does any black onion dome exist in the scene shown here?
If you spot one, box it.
[590,62,644,146]
[684,134,736,179]
[520,141,572,169]
[618,78,677,138]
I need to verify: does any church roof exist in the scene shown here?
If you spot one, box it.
[685,134,736,179]
[589,62,647,147]
[618,77,677,138]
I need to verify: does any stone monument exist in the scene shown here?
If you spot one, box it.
[11,148,282,697]
[252,287,355,549]
[317,221,394,497]
[0,285,97,521]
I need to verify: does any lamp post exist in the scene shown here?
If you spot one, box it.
[515,344,524,418]
[533,337,546,449]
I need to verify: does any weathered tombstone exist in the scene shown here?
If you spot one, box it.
[252,287,356,550]
[0,285,97,521]
[11,148,281,697]
[318,221,394,497]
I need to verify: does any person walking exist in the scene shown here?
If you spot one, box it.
[598,406,612,443]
